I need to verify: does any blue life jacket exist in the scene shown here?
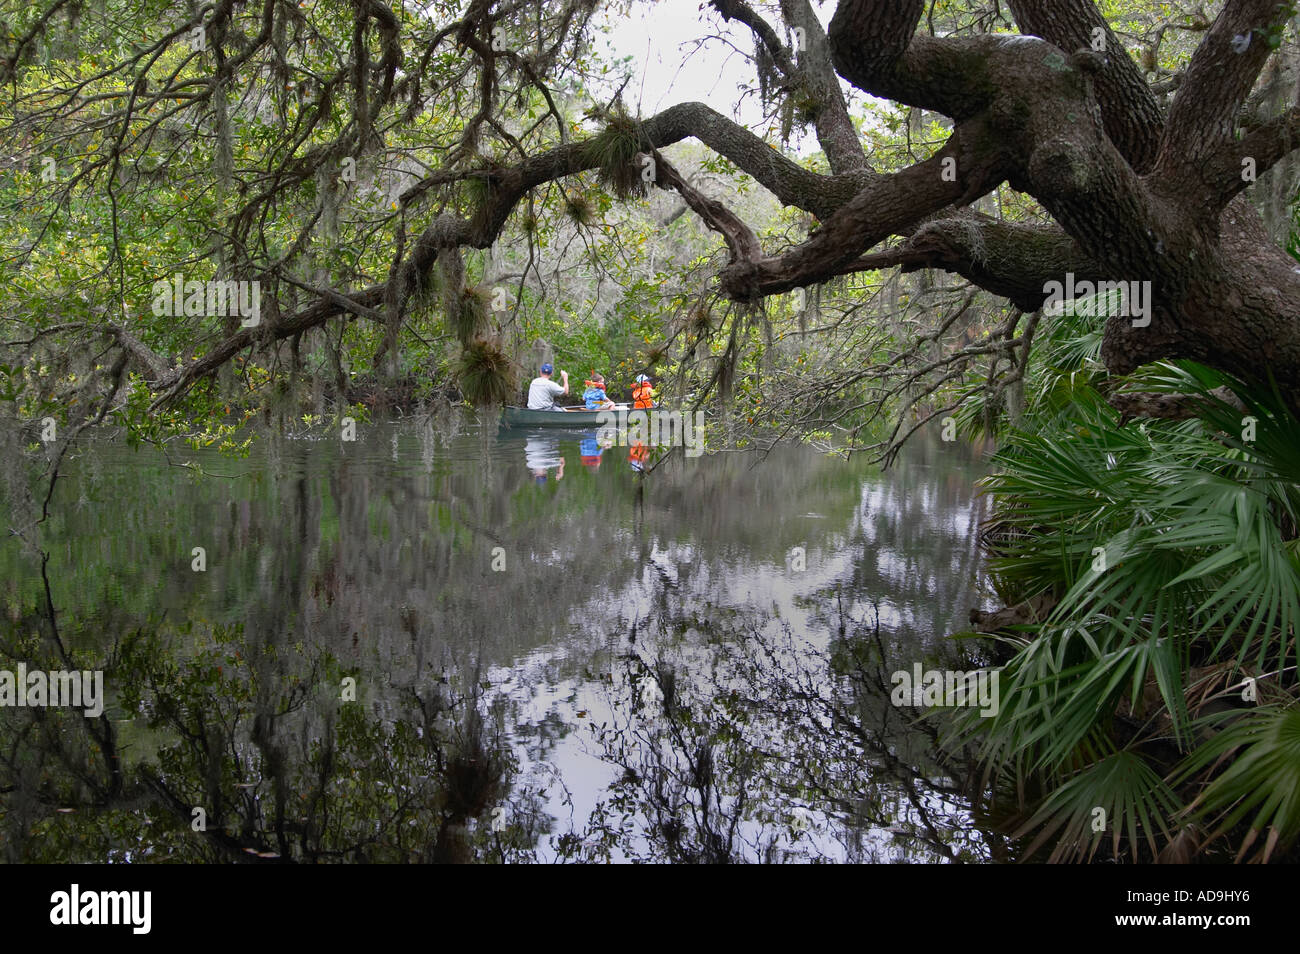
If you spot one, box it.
[583,386,610,409]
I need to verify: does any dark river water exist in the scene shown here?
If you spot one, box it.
[0,411,1006,863]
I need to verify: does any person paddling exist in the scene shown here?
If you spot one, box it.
[527,362,569,411]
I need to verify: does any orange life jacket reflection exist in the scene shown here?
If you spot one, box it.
[628,441,651,466]
[632,382,654,409]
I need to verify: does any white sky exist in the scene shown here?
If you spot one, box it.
[593,0,846,159]
[597,0,785,129]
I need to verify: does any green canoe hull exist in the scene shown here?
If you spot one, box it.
[501,406,622,428]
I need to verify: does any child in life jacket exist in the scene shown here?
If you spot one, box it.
[583,372,616,409]
[632,374,656,409]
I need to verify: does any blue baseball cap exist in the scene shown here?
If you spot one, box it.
[541,362,554,374]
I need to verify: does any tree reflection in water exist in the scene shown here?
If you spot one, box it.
[0,414,1002,862]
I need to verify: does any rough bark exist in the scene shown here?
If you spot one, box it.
[1007,0,1165,171]
[789,0,1300,402]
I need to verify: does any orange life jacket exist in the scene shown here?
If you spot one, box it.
[632,382,654,409]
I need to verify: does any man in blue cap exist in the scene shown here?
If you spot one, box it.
[527,362,569,410]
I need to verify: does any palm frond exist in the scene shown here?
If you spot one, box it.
[1012,750,1181,863]
[1175,706,1300,862]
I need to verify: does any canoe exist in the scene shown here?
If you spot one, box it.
[501,405,627,428]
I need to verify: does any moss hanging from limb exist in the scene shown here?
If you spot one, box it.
[350,0,402,153]
[375,209,408,379]
[437,243,464,307]
[453,287,491,346]
[703,304,749,407]
[317,164,340,242]
[754,36,780,107]
[428,240,491,347]
[212,74,233,197]
[205,1,235,195]
[351,6,371,149]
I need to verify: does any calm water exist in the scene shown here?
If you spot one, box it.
[0,411,1003,863]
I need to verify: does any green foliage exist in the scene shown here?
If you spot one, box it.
[1177,706,1300,862]
[953,329,1300,861]
[1012,751,1181,863]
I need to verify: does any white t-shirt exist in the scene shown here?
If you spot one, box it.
[527,376,566,410]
